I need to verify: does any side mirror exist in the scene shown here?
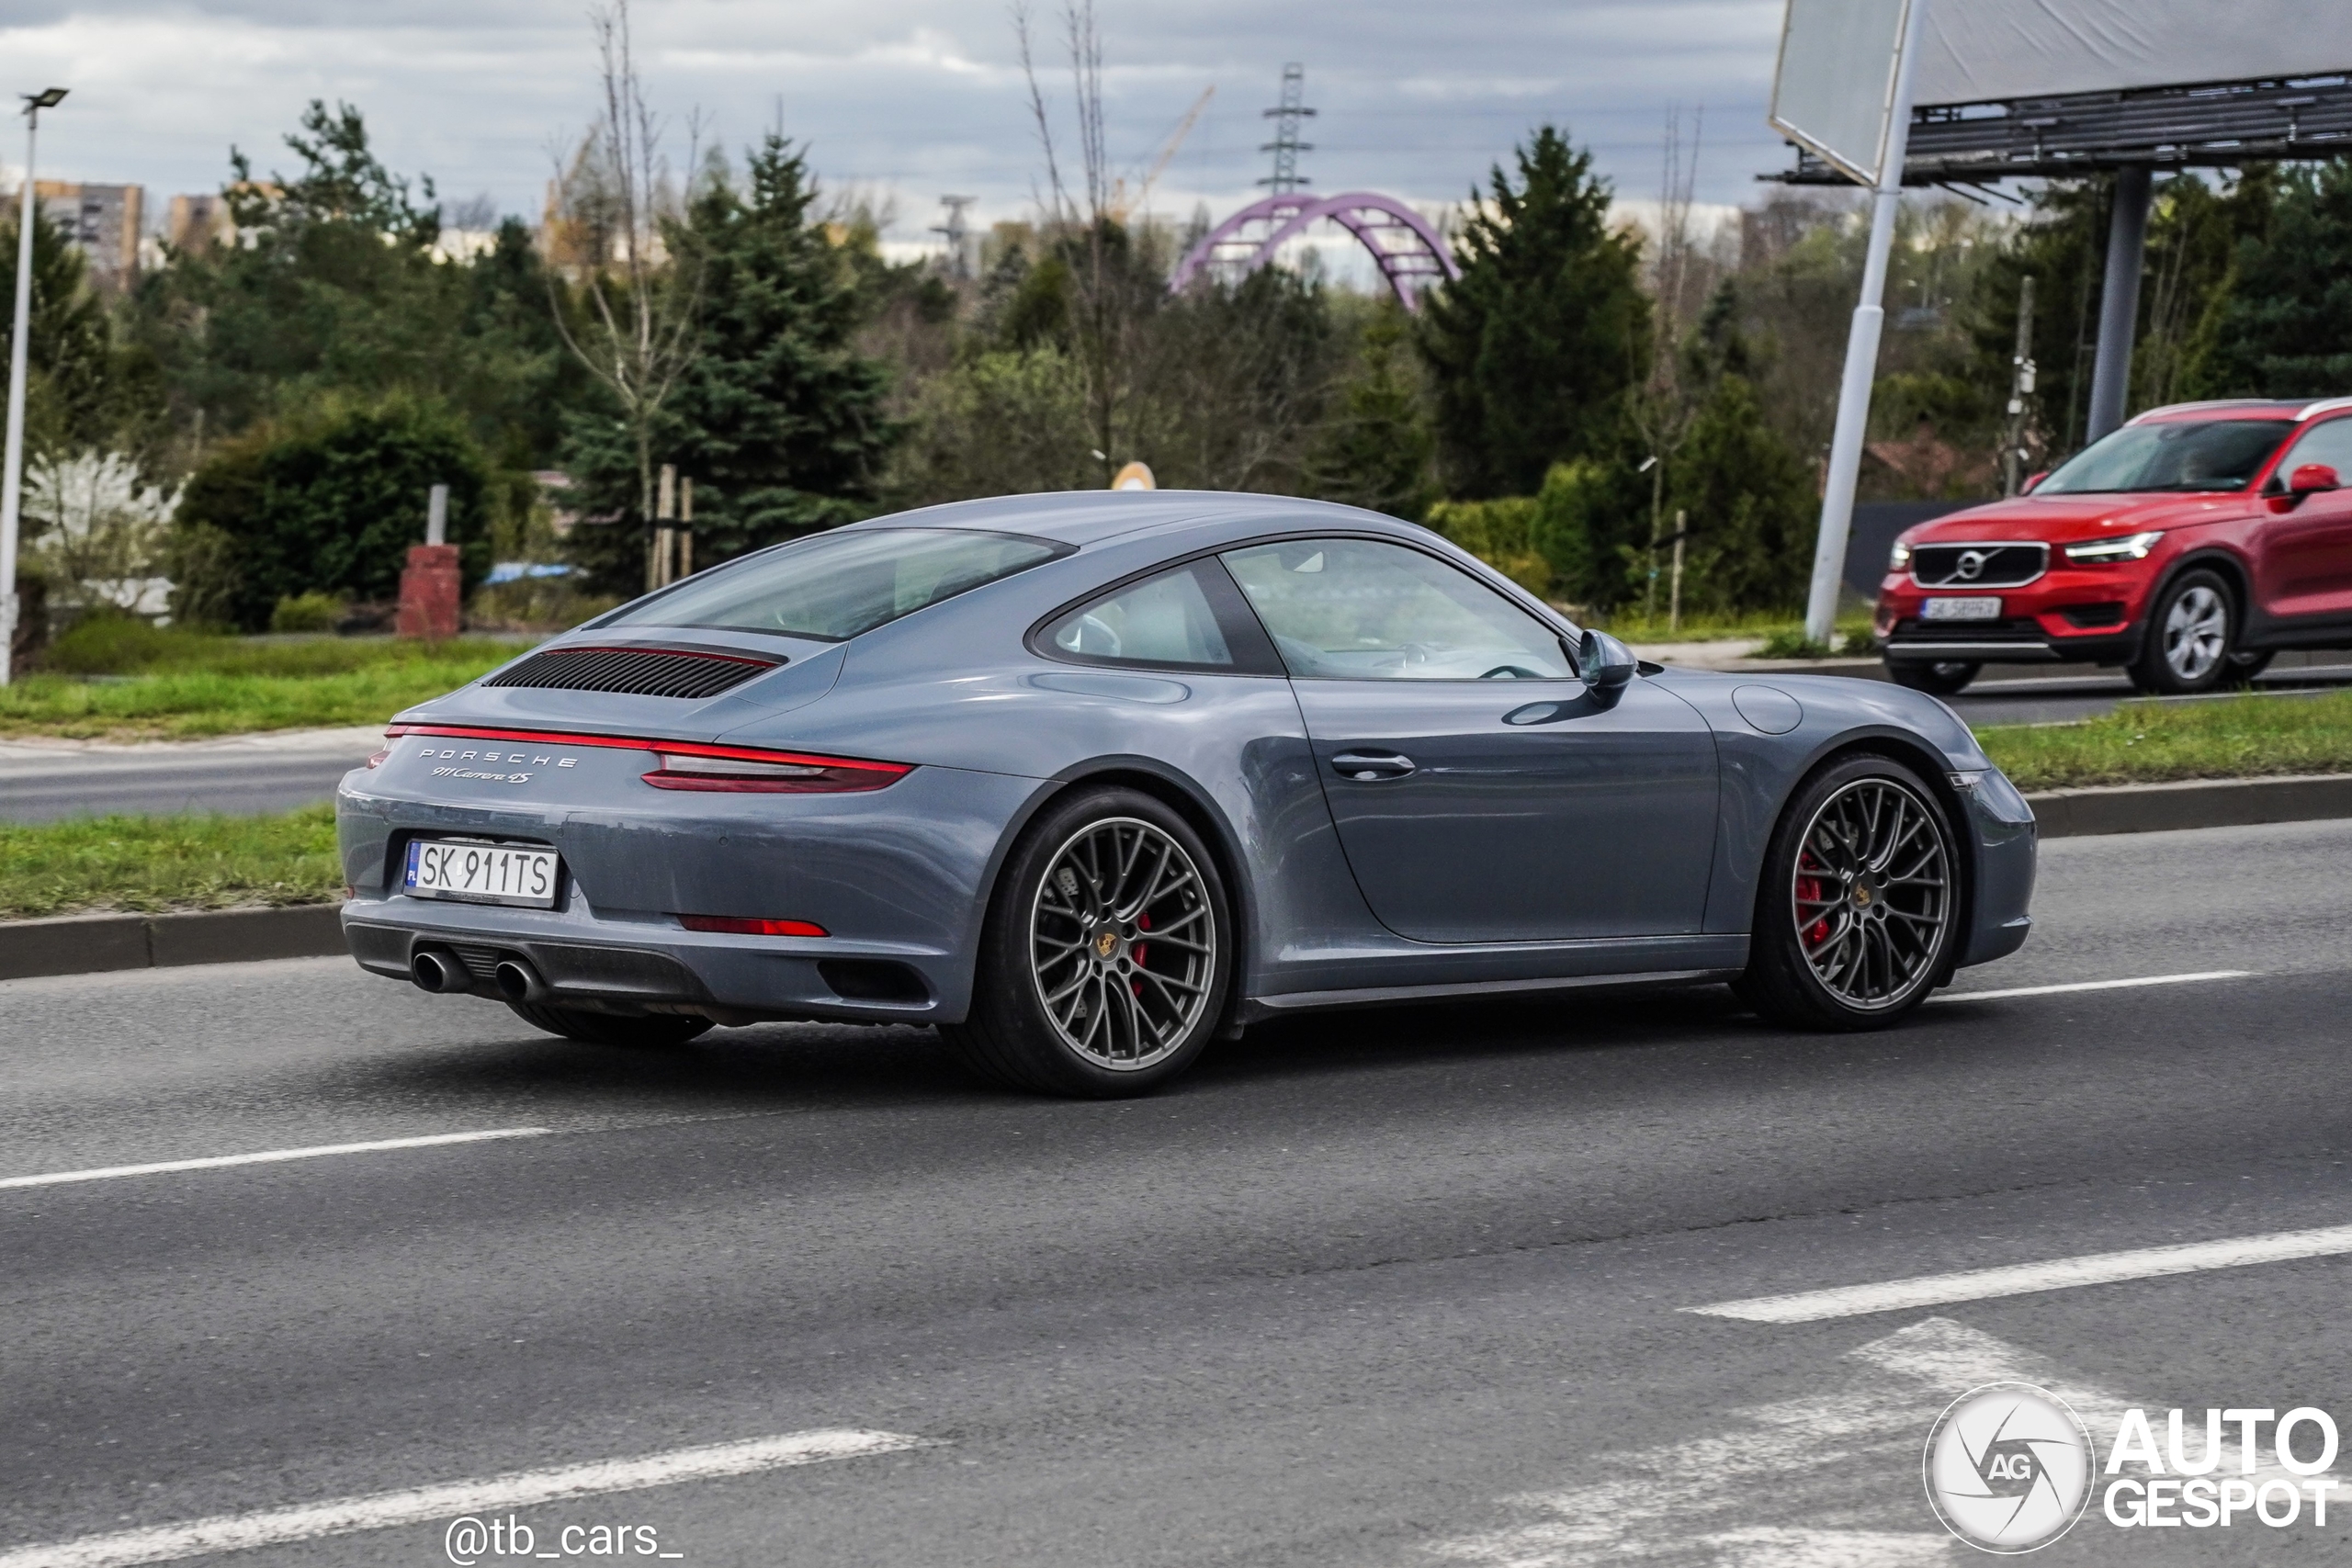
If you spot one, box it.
[2291,462,2340,496]
[1577,629,1637,707]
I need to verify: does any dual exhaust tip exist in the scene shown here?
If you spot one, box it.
[411,947,543,1003]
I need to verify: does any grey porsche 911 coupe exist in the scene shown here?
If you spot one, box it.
[337,491,2037,1096]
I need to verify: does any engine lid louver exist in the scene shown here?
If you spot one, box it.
[483,645,781,700]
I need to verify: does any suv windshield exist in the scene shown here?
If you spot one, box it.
[604,527,1065,641]
[2037,419,2294,495]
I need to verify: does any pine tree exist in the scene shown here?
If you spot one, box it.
[2205,162,2352,397]
[1305,302,1437,521]
[1417,126,1651,499]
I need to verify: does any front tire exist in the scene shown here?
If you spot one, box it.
[944,787,1233,1098]
[508,1001,713,1048]
[2128,570,2236,694]
[1742,755,1962,1031]
[1886,659,1980,696]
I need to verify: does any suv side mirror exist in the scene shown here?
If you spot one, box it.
[2291,462,2340,496]
[1577,629,1637,707]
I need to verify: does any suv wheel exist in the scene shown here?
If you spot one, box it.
[1886,659,1980,696]
[1742,754,1961,1031]
[943,787,1233,1098]
[2128,570,2236,694]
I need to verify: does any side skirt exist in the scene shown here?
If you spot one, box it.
[1239,963,1747,1022]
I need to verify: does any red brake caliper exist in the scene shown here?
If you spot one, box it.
[1796,860,1827,948]
[1132,910,1151,998]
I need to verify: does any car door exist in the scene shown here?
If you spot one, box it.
[2256,417,2352,624]
[1218,536,1719,944]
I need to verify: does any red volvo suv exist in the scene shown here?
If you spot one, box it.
[1877,397,2352,694]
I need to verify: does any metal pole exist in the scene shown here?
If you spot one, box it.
[2084,164,2152,445]
[1668,509,1687,635]
[0,110,40,686]
[425,483,448,547]
[1803,0,1926,649]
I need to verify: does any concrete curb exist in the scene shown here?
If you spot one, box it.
[1,773,2348,981]
[2024,773,2352,839]
[0,904,345,983]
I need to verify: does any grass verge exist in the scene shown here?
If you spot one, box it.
[0,805,342,919]
[5,619,519,739]
[1979,688,2352,792]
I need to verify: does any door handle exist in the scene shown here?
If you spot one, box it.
[1330,750,1416,780]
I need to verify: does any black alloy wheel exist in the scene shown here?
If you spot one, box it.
[508,1000,714,1048]
[2127,570,2237,695]
[1886,659,1981,696]
[1742,754,1961,1030]
[945,786,1232,1098]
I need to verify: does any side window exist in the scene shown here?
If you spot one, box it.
[1220,537,1576,681]
[2280,419,2352,482]
[1039,560,1278,673]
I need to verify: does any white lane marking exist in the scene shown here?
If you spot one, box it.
[1930,969,2251,1004]
[0,1428,936,1568]
[1419,1316,2334,1566]
[1421,1318,2096,1566]
[0,1129,552,1191]
[1690,1220,2352,1324]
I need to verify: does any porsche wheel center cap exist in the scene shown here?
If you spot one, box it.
[1093,928,1120,960]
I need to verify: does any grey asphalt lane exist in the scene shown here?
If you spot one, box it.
[2,823,2349,1565]
[0,728,381,823]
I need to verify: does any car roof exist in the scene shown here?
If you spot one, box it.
[837,489,1412,548]
[2129,397,2352,425]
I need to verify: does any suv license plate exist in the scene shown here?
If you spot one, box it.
[1921,596,2002,622]
[404,839,560,908]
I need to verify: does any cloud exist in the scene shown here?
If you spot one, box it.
[3,0,1804,242]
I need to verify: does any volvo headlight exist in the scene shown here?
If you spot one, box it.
[2063,531,2162,564]
[1888,540,1913,571]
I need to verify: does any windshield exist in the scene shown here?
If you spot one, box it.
[605,527,1065,641]
[2036,419,2294,495]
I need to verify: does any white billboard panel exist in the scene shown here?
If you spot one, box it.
[1769,0,1913,186]
[1914,0,2352,107]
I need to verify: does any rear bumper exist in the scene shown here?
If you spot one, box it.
[343,901,953,1025]
[335,759,1046,1025]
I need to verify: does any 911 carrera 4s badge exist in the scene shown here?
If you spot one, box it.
[413,745,580,784]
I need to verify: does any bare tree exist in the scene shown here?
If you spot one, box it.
[1014,0,1148,482]
[1626,106,1705,615]
[548,0,701,585]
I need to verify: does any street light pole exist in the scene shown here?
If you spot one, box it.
[0,87,68,687]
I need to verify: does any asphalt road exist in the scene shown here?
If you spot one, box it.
[5,820,2350,1565]
[0,728,382,824]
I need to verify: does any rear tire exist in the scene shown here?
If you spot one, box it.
[943,786,1232,1098]
[508,1001,713,1048]
[1886,659,1980,696]
[1742,754,1962,1031]
[2127,570,2236,695]
[2220,648,2275,688]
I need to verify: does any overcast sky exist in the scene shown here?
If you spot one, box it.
[1,0,1802,245]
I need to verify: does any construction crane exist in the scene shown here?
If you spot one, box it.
[1107,86,1214,222]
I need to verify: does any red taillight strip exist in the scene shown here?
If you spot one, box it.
[386,724,912,779]
[678,914,829,937]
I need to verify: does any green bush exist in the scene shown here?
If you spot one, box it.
[1425,495,1551,595]
[269,592,345,633]
[173,392,491,630]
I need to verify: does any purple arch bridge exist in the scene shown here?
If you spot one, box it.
[1169,191,1457,309]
